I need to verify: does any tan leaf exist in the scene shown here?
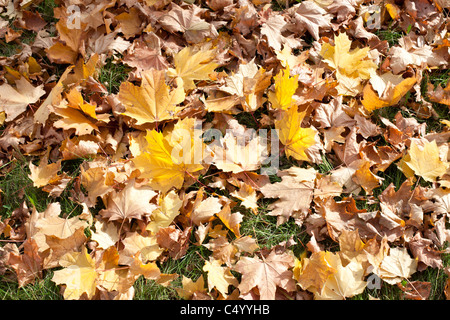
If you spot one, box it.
[43,227,87,269]
[167,46,219,91]
[233,249,296,299]
[376,247,418,284]
[90,220,119,250]
[99,179,158,222]
[401,139,449,182]
[216,204,243,238]
[203,258,238,297]
[260,167,316,225]
[120,231,163,264]
[158,3,218,44]
[0,77,45,122]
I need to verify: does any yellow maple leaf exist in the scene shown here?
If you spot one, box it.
[167,46,219,91]
[275,107,317,161]
[131,129,203,193]
[203,258,238,297]
[118,68,185,125]
[51,246,97,299]
[320,32,377,96]
[402,140,449,182]
[268,65,299,110]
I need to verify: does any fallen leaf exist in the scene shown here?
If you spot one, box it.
[8,239,43,287]
[118,68,185,125]
[131,129,203,193]
[167,46,219,91]
[376,247,418,285]
[51,246,97,299]
[402,139,449,182]
[320,32,377,96]
[99,179,158,222]
[233,249,296,299]
[275,106,317,161]
[267,66,299,110]
[260,167,316,225]
[0,77,45,122]
[203,258,238,297]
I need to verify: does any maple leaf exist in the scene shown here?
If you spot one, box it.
[208,59,272,112]
[0,77,45,122]
[362,73,417,112]
[233,249,296,300]
[51,246,97,299]
[99,179,158,222]
[176,275,208,300]
[53,88,101,136]
[146,190,182,234]
[120,231,163,264]
[115,7,143,39]
[260,11,287,51]
[376,247,418,285]
[320,32,377,96]
[33,203,90,244]
[216,204,243,238]
[427,80,450,107]
[351,159,383,195]
[296,249,367,299]
[158,3,218,44]
[156,226,191,259]
[267,66,299,110]
[275,107,317,161]
[8,239,43,287]
[43,227,87,269]
[401,140,449,182]
[290,1,333,41]
[167,46,219,91]
[260,167,316,225]
[295,251,337,293]
[188,192,223,226]
[118,68,185,126]
[80,165,114,207]
[314,256,367,300]
[209,131,268,173]
[131,129,203,193]
[230,181,260,215]
[203,258,238,297]
[90,220,119,250]
[28,159,61,188]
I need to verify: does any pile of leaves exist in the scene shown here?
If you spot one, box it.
[0,0,450,300]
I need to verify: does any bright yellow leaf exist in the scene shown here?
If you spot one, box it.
[275,107,317,161]
[131,129,203,193]
[268,66,299,110]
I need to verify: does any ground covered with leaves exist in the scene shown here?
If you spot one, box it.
[0,0,450,300]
